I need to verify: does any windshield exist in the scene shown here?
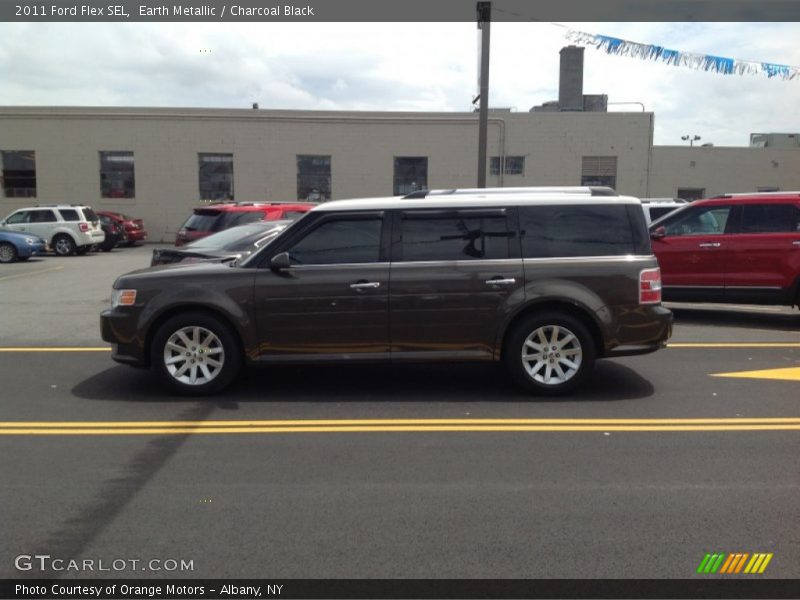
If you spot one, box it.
[181,210,222,232]
[185,222,289,251]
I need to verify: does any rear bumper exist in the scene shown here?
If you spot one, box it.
[125,229,147,242]
[603,304,673,357]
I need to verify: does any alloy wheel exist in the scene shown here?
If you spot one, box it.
[521,325,583,385]
[163,326,226,386]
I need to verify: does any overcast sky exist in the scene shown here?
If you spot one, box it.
[1,21,798,146]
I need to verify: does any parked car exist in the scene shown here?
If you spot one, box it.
[174,202,314,246]
[96,214,124,252]
[649,191,800,306]
[0,228,47,263]
[640,198,689,224]
[102,187,672,395]
[96,211,147,246]
[151,220,292,266]
[0,205,105,256]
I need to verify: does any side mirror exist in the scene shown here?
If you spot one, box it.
[270,251,291,271]
[650,226,666,240]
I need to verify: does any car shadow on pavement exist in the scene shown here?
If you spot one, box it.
[669,306,800,331]
[72,360,654,405]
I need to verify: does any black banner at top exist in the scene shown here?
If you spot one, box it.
[3,579,800,599]
[2,0,800,22]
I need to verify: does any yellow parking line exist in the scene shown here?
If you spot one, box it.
[0,266,63,282]
[0,347,111,352]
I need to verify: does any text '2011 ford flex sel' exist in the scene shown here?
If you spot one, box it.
[101,187,673,395]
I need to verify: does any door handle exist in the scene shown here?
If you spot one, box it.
[350,281,380,290]
[793,241,800,246]
[698,242,721,248]
[485,277,516,286]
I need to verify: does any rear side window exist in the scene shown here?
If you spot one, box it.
[30,210,57,223]
[740,204,800,233]
[520,205,635,258]
[288,218,382,265]
[400,214,511,261]
[59,209,80,221]
[221,212,264,228]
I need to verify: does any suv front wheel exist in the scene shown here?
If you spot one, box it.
[151,312,242,395]
[505,312,596,395]
[53,234,76,256]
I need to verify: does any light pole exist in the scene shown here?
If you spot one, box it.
[682,134,701,147]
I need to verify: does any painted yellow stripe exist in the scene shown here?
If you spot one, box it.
[3,417,800,428]
[668,343,800,348]
[0,347,111,352]
[0,266,63,282]
[2,424,800,435]
[719,554,736,574]
[758,554,773,574]
[711,367,800,382]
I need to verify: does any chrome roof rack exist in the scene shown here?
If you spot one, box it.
[403,186,618,199]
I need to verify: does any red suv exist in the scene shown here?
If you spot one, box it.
[96,211,147,246]
[649,192,800,306]
[175,202,314,246]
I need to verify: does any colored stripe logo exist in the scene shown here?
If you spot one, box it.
[697,553,773,574]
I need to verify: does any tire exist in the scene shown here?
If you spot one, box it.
[504,311,596,395]
[0,242,18,264]
[151,312,242,395]
[76,246,89,255]
[53,234,76,256]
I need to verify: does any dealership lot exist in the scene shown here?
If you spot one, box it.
[1,247,799,578]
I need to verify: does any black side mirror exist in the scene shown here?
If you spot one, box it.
[270,251,291,271]
[650,226,666,240]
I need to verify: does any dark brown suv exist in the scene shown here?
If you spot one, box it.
[101,188,672,395]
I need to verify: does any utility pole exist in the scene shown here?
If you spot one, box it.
[476,1,491,187]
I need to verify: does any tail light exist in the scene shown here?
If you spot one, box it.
[79,223,90,232]
[639,268,662,304]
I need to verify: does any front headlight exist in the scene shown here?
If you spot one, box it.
[111,289,137,308]
[25,238,36,245]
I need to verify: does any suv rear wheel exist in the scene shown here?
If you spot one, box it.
[151,312,242,395]
[505,312,596,395]
[53,234,76,256]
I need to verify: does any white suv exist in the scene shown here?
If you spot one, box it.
[0,205,105,256]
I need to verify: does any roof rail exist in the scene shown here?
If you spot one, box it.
[712,191,800,198]
[36,203,86,207]
[403,186,618,199]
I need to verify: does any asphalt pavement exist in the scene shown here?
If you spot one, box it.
[1,246,799,580]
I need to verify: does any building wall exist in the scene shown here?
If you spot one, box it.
[650,147,800,198]
[0,107,653,241]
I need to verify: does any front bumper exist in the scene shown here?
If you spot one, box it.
[100,308,147,367]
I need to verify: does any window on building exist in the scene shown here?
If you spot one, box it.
[288,217,382,265]
[198,153,234,202]
[393,157,428,195]
[400,214,511,261]
[99,151,135,198]
[490,156,525,176]
[519,205,634,258]
[676,188,706,201]
[1,151,37,198]
[580,156,617,189]
[296,155,331,202]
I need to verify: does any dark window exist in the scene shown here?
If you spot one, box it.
[740,204,800,233]
[581,156,617,189]
[296,155,331,201]
[663,206,732,237]
[288,218,382,265]
[198,153,234,202]
[490,156,525,176]
[648,206,681,221]
[59,209,80,221]
[676,188,705,201]
[82,208,98,222]
[99,151,135,198]
[393,157,428,195]
[29,209,57,223]
[520,205,634,258]
[400,215,511,261]
[1,151,37,198]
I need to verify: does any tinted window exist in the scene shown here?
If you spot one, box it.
[647,206,680,221]
[663,206,732,236]
[6,211,30,224]
[30,210,57,223]
[221,212,265,228]
[182,211,222,232]
[520,205,634,258]
[82,208,98,222]
[289,218,382,265]
[59,209,80,221]
[740,204,800,233]
[400,215,510,261]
